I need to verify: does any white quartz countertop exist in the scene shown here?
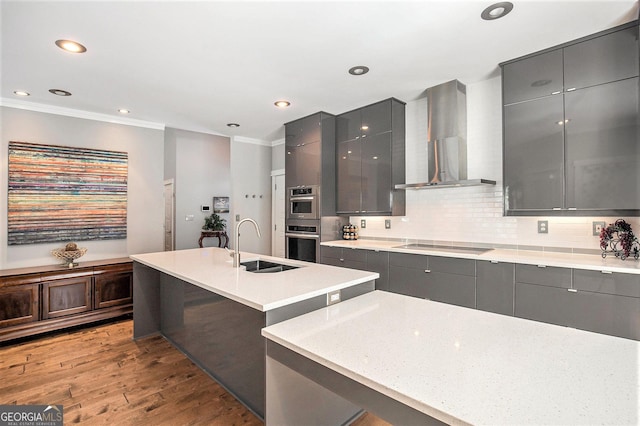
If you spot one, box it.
[262,290,640,425]
[130,248,378,311]
[321,239,640,274]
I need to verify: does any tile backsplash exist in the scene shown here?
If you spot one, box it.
[352,76,640,251]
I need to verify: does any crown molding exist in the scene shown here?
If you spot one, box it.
[0,98,165,130]
[232,136,272,147]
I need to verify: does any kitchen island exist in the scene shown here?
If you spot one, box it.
[263,290,640,425]
[131,247,378,421]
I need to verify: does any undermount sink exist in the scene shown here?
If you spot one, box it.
[394,243,493,255]
[241,259,299,273]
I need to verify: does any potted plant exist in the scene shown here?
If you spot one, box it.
[203,213,226,231]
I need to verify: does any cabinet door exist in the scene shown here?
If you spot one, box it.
[335,110,361,143]
[336,139,362,213]
[564,26,639,90]
[515,264,572,289]
[285,141,321,187]
[504,95,564,211]
[42,277,92,319]
[285,114,322,147]
[573,270,640,298]
[388,253,428,298]
[95,270,133,309]
[503,50,564,104]
[515,282,640,340]
[477,261,515,316]
[360,132,392,214]
[424,272,476,308]
[564,78,639,210]
[0,284,39,327]
[361,100,392,136]
[366,250,389,291]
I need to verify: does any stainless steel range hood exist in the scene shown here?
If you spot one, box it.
[395,80,495,190]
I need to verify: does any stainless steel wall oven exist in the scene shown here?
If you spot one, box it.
[287,186,319,220]
[285,219,319,263]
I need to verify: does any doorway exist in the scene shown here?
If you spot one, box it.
[163,179,175,251]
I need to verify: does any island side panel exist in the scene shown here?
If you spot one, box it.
[266,340,446,426]
[132,262,161,339]
[160,276,266,419]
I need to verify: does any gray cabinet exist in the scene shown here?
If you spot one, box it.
[564,78,639,210]
[502,21,640,216]
[388,253,475,308]
[365,250,389,291]
[336,98,405,216]
[321,246,388,290]
[503,95,564,211]
[476,261,515,316]
[320,246,367,270]
[284,113,336,216]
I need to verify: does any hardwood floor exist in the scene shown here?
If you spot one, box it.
[0,319,390,425]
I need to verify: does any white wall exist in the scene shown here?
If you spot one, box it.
[352,77,640,251]
[164,128,231,250]
[0,106,165,268]
[231,137,272,255]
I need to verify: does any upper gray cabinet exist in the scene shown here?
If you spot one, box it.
[336,98,406,216]
[502,21,639,216]
[285,112,336,191]
[502,50,563,104]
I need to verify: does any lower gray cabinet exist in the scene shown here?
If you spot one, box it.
[320,246,367,270]
[365,250,389,291]
[477,261,515,316]
[515,282,640,340]
[388,253,476,308]
[388,253,428,298]
[425,256,476,308]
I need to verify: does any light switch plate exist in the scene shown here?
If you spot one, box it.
[360,219,366,229]
[538,220,548,234]
[385,219,391,229]
[592,221,606,236]
[235,214,240,221]
[186,214,194,222]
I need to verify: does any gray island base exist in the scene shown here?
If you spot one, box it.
[131,247,377,421]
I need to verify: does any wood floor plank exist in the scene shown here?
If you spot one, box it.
[0,319,388,425]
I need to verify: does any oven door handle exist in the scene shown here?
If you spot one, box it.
[289,196,315,201]
[285,233,320,239]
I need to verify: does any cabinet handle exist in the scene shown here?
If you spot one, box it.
[552,207,562,211]
[567,288,578,293]
[567,207,577,211]
[537,265,547,268]
[601,270,613,275]
[339,258,344,262]
[424,269,431,273]
[551,91,562,95]
[566,88,576,92]
[490,260,499,264]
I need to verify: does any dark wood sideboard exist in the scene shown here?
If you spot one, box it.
[0,257,133,343]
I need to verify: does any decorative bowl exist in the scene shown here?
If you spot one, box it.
[51,247,87,267]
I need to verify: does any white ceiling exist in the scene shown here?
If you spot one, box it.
[1,1,638,142]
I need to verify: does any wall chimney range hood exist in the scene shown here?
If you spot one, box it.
[395,79,495,190]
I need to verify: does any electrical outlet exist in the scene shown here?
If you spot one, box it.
[537,220,548,234]
[593,221,606,236]
[185,215,194,221]
[327,290,341,306]
[235,214,240,221]
[360,219,366,229]
[385,219,391,229]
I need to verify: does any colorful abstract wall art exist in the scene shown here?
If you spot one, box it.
[7,141,128,245]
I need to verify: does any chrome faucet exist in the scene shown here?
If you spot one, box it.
[232,218,261,267]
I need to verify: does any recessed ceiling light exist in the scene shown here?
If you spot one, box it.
[49,89,72,96]
[13,90,30,96]
[481,2,513,20]
[55,39,87,53]
[227,123,240,128]
[118,109,130,114]
[274,100,291,108]
[348,66,370,76]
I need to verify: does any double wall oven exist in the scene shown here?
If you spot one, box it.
[286,186,320,262]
